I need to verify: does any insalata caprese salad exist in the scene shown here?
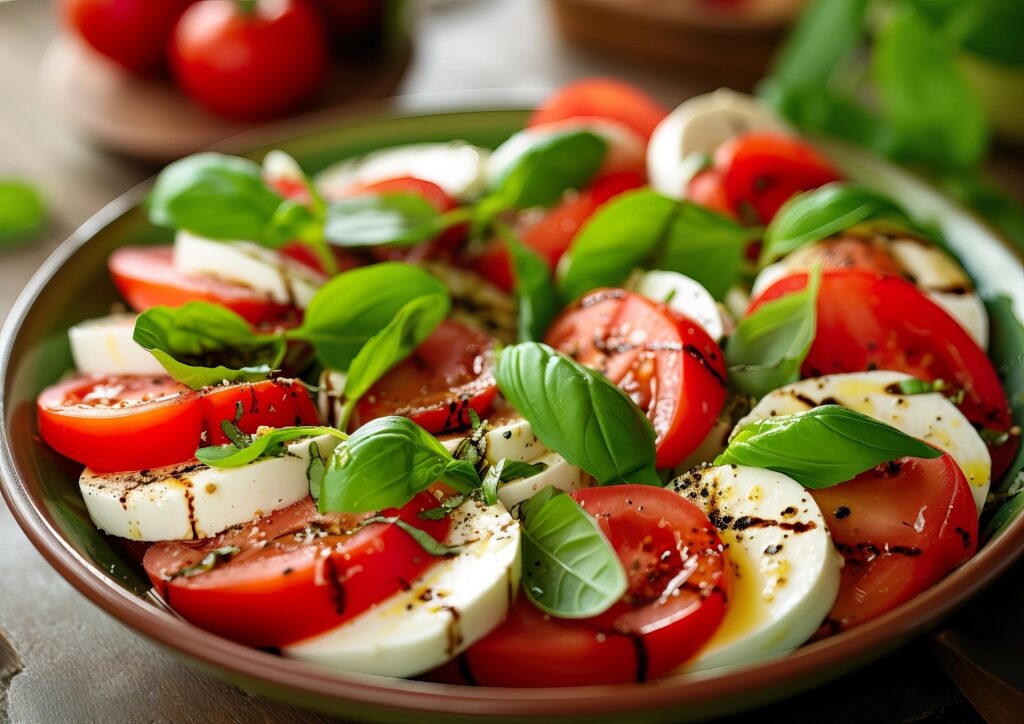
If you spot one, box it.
[37,78,1021,687]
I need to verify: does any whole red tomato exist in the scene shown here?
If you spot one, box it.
[59,0,193,75]
[170,0,329,120]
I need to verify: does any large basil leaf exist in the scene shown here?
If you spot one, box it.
[319,416,480,513]
[288,263,449,370]
[659,202,751,300]
[557,190,678,302]
[0,179,46,247]
[496,342,660,485]
[761,184,915,265]
[716,405,941,488]
[133,303,286,390]
[197,426,346,468]
[725,267,820,397]
[491,130,607,209]
[494,221,560,341]
[148,153,289,243]
[519,487,627,618]
[324,193,450,247]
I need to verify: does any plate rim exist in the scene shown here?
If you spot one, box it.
[2,101,1023,721]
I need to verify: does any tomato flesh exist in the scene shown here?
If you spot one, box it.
[751,269,1018,474]
[687,167,735,219]
[462,485,730,686]
[143,494,450,647]
[529,78,669,143]
[546,290,727,468]
[202,379,320,445]
[109,246,294,325]
[811,452,977,635]
[713,132,841,224]
[350,319,497,434]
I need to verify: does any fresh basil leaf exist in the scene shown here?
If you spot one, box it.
[133,303,286,390]
[148,153,288,243]
[761,183,916,265]
[558,190,678,303]
[491,130,607,209]
[418,493,467,521]
[658,202,751,300]
[496,343,660,485]
[519,487,627,618]
[289,263,449,370]
[197,426,345,468]
[501,460,547,482]
[324,193,445,247]
[481,459,504,506]
[726,267,820,397]
[306,440,327,503]
[891,378,949,396]
[0,179,46,247]
[493,220,560,341]
[319,416,481,513]
[716,405,942,488]
[171,546,240,579]
[363,516,463,557]
[873,7,987,171]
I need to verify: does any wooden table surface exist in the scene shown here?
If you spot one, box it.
[0,1,1020,722]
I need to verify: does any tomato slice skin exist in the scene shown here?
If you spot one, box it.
[202,379,320,445]
[528,78,669,143]
[109,246,294,325]
[687,167,735,218]
[546,290,727,468]
[37,374,203,473]
[811,452,977,634]
[713,132,841,224]
[350,319,497,434]
[750,269,1017,473]
[143,494,450,647]
[462,485,730,686]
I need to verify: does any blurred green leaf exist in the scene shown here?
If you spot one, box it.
[0,179,46,247]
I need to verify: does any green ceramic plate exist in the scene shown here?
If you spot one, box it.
[2,100,1022,722]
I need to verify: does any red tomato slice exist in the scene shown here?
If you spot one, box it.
[529,78,669,143]
[143,494,450,647]
[469,171,644,293]
[350,319,498,434]
[750,269,1018,475]
[461,485,730,686]
[811,452,977,635]
[202,379,319,445]
[109,246,295,325]
[546,290,727,468]
[713,132,841,224]
[687,167,736,219]
[37,374,203,472]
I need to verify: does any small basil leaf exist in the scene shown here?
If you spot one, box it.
[519,488,627,619]
[0,179,47,247]
[134,302,286,390]
[761,183,915,265]
[171,546,240,579]
[726,267,821,397]
[496,343,660,485]
[319,416,480,514]
[501,460,548,482]
[324,193,444,247]
[306,440,327,503]
[491,130,607,209]
[418,493,467,521]
[343,293,449,403]
[289,263,449,370]
[148,153,286,243]
[494,221,560,341]
[715,405,942,488]
[481,459,504,506]
[657,202,751,300]
[363,516,463,557]
[558,189,678,303]
[196,426,345,468]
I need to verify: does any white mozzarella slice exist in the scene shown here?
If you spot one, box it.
[316,141,490,202]
[173,231,325,308]
[283,497,520,677]
[487,119,645,191]
[496,451,587,509]
[671,465,842,671]
[626,270,728,342]
[738,371,991,514]
[262,149,304,187]
[80,434,339,541]
[647,89,788,198]
[69,313,165,376]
